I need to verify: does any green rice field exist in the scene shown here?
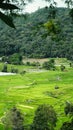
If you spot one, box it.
[0,58,73,130]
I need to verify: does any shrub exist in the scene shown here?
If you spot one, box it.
[31,62,40,67]
[60,65,65,71]
[8,53,22,65]
[70,62,73,67]
[42,59,55,70]
[30,104,57,130]
[55,86,59,89]
[2,56,8,62]
[2,107,24,130]
[60,102,73,130]
[25,61,40,67]
[2,64,8,72]
[60,121,73,130]
[11,67,18,73]
[25,62,31,66]
[20,70,26,75]
[64,101,73,115]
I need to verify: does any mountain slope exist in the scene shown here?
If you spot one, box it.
[0,7,73,60]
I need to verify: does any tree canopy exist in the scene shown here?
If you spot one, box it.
[60,102,73,130]
[2,107,24,130]
[0,0,73,27]
[0,7,73,60]
[31,104,57,130]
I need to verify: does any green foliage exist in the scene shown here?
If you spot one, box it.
[25,62,31,66]
[2,64,8,72]
[64,101,73,115]
[0,8,73,60]
[60,102,73,130]
[2,107,24,130]
[8,53,22,65]
[0,64,73,129]
[44,20,56,34]
[11,67,18,73]
[20,70,26,75]
[31,62,40,67]
[42,61,50,70]
[60,120,73,130]
[25,61,40,67]
[48,4,57,19]
[31,104,57,130]
[60,65,65,71]
[44,19,61,34]
[42,59,55,70]
[69,8,73,20]
[2,56,8,62]
[70,62,73,67]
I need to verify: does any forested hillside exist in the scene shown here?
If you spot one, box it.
[0,7,73,60]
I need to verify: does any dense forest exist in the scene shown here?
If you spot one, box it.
[0,7,73,60]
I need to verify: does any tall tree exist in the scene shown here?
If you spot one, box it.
[2,107,24,130]
[30,104,57,130]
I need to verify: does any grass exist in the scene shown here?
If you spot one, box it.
[0,62,36,73]
[0,58,73,129]
[0,58,71,73]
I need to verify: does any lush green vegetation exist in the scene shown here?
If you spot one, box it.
[0,58,73,129]
[0,1,73,129]
[0,7,73,60]
[0,58,71,72]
